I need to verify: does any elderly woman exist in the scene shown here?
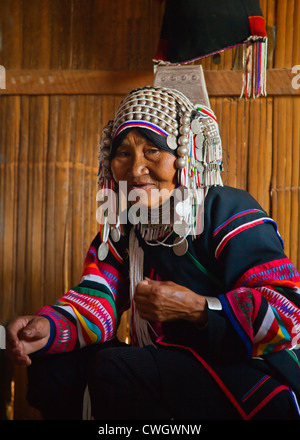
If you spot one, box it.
[7,87,300,420]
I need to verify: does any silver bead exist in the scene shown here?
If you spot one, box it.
[178,135,189,145]
[102,137,111,147]
[176,157,187,169]
[179,125,190,135]
[103,125,112,135]
[102,159,110,169]
[180,116,190,125]
[177,145,189,156]
[101,148,110,158]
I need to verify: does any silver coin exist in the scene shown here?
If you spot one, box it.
[98,242,109,261]
[166,134,177,150]
[173,220,190,237]
[195,133,204,149]
[110,227,121,242]
[173,237,188,256]
[191,119,202,134]
[175,200,191,217]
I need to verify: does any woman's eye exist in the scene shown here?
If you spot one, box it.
[116,150,130,157]
[146,148,159,155]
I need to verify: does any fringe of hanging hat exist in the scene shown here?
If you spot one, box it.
[241,36,268,99]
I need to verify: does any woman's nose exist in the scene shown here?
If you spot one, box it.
[130,154,149,176]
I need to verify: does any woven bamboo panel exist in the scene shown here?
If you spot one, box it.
[0,0,299,420]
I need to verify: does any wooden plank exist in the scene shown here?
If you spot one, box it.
[1,69,298,96]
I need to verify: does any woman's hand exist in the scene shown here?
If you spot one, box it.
[6,315,50,366]
[135,279,207,326]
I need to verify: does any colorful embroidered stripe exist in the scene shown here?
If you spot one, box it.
[213,209,265,237]
[113,120,169,139]
[235,258,300,289]
[241,375,271,402]
[215,218,273,259]
[107,237,123,264]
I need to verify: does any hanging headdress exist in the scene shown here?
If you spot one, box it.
[154,0,268,99]
[97,86,223,345]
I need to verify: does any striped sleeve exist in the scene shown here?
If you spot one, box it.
[207,187,300,358]
[219,259,300,357]
[35,234,129,354]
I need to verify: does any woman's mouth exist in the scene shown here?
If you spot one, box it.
[130,182,156,192]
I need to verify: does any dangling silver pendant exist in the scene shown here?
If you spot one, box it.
[98,242,109,261]
[175,200,191,218]
[191,119,202,134]
[195,133,204,149]
[173,220,190,237]
[173,236,188,256]
[110,227,121,242]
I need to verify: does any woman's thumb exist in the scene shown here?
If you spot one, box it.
[22,324,36,339]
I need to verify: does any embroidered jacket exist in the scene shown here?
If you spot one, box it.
[36,186,300,394]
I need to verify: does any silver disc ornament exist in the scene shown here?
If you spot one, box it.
[175,199,191,218]
[195,133,204,149]
[98,242,109,261]
[110,227,121,242]
[191,119,202,135]
[173,236,188,256]
[166,134,177,150]
[173,220,190,237]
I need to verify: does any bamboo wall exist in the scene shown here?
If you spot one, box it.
[0,0,299,420]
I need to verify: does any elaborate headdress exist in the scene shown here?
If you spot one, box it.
[97,85,223,345]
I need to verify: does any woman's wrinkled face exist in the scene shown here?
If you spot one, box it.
[111,129,177,208]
